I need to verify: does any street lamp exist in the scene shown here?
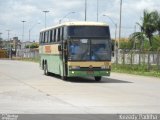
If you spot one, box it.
[28,22,40,54]
[59,12,75,24]
[21,20,26,58]
[103,15,118,64]
[29,22,40,43]
[21,20,26,43]
[103,15,117,40]
[43,10,49,28]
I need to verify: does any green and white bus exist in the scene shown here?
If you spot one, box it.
[39,21,112,81]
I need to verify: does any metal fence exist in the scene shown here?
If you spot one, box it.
[16,48,39,58]
[112,49,160,70]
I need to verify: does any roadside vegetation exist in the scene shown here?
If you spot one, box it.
[112,64,160,78]
[119,10,160,50]
[12,57,40,63]
[113,9,160,78]
[25,43,39,49]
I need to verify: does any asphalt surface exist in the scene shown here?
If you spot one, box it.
[0,60,160,114]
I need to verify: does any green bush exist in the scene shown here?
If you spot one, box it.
[119,38,132,49]
[25,43,39,49]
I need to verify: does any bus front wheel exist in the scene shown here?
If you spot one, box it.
[95,76,102,81]
[44,63,49,76]
[61,75,67,80]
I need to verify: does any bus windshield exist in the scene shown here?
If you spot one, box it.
[68,39,111,61]
[67,26,110,38]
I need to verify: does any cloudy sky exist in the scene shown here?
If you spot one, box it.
[0,0,160,42]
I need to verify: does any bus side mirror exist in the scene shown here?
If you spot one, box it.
[58,45,62,51]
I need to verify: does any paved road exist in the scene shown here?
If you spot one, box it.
[0,60,160,113]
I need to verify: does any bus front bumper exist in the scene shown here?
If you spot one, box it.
[68,70,110,77]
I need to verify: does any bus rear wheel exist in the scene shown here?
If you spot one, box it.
[44,63,49,76]
[95,76,102,81]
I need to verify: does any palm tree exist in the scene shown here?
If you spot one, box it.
[130,10,158,49]
[157,12,160,36]
[129,32,146,50]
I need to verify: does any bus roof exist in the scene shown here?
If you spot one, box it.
[40,21,108,32]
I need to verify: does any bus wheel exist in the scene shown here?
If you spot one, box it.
[44,63,49,76]
[95,76,102,81]
[61,75,67,80]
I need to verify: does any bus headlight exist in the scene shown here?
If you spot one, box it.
[69,66,80,70]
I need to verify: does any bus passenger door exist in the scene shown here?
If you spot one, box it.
[62,41,68,79]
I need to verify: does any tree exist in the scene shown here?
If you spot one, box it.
[25,43,39,49]
[156,12,160,36]
[129,10,159,49]
[119,38,132,49]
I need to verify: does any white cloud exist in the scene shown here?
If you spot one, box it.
[0,0,160,41]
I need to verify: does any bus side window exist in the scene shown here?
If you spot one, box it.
[50,30,53,43]
[54,29,57,42]
[56,28,59,42]
[45,31,48,43]
[47,31,49,43]
[48,31,50,43]
[63,27,67,40]
[43,32,46,43]
[60,27,64,41]
[52,29,54,42]
[41,33,43,43]
[57,28,60,42]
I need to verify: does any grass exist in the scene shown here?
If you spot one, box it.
[12,57,40,63]
[112,64,160,78]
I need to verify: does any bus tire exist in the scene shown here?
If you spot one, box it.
[44,63,49,76]
[95,76,102,81]
[61,76,67,80]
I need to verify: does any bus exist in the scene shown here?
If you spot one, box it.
[39,22,112,81]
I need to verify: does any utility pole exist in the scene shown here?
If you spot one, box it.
[43,10,49,28]
[6,30,10,49]
[29,22,40,43]
[21,20,26,58]
[97,0,99,22]
[85,0,87,21]
[116,0,122,64]
[28,22,40,56]
[119,0,122,49]
[6,30,11,59]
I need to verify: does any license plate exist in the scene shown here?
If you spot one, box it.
[87,71,94,74]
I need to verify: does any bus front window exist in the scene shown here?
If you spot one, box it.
[91,40,111,61]
[68,39,111,61]
[68,39,90,60]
